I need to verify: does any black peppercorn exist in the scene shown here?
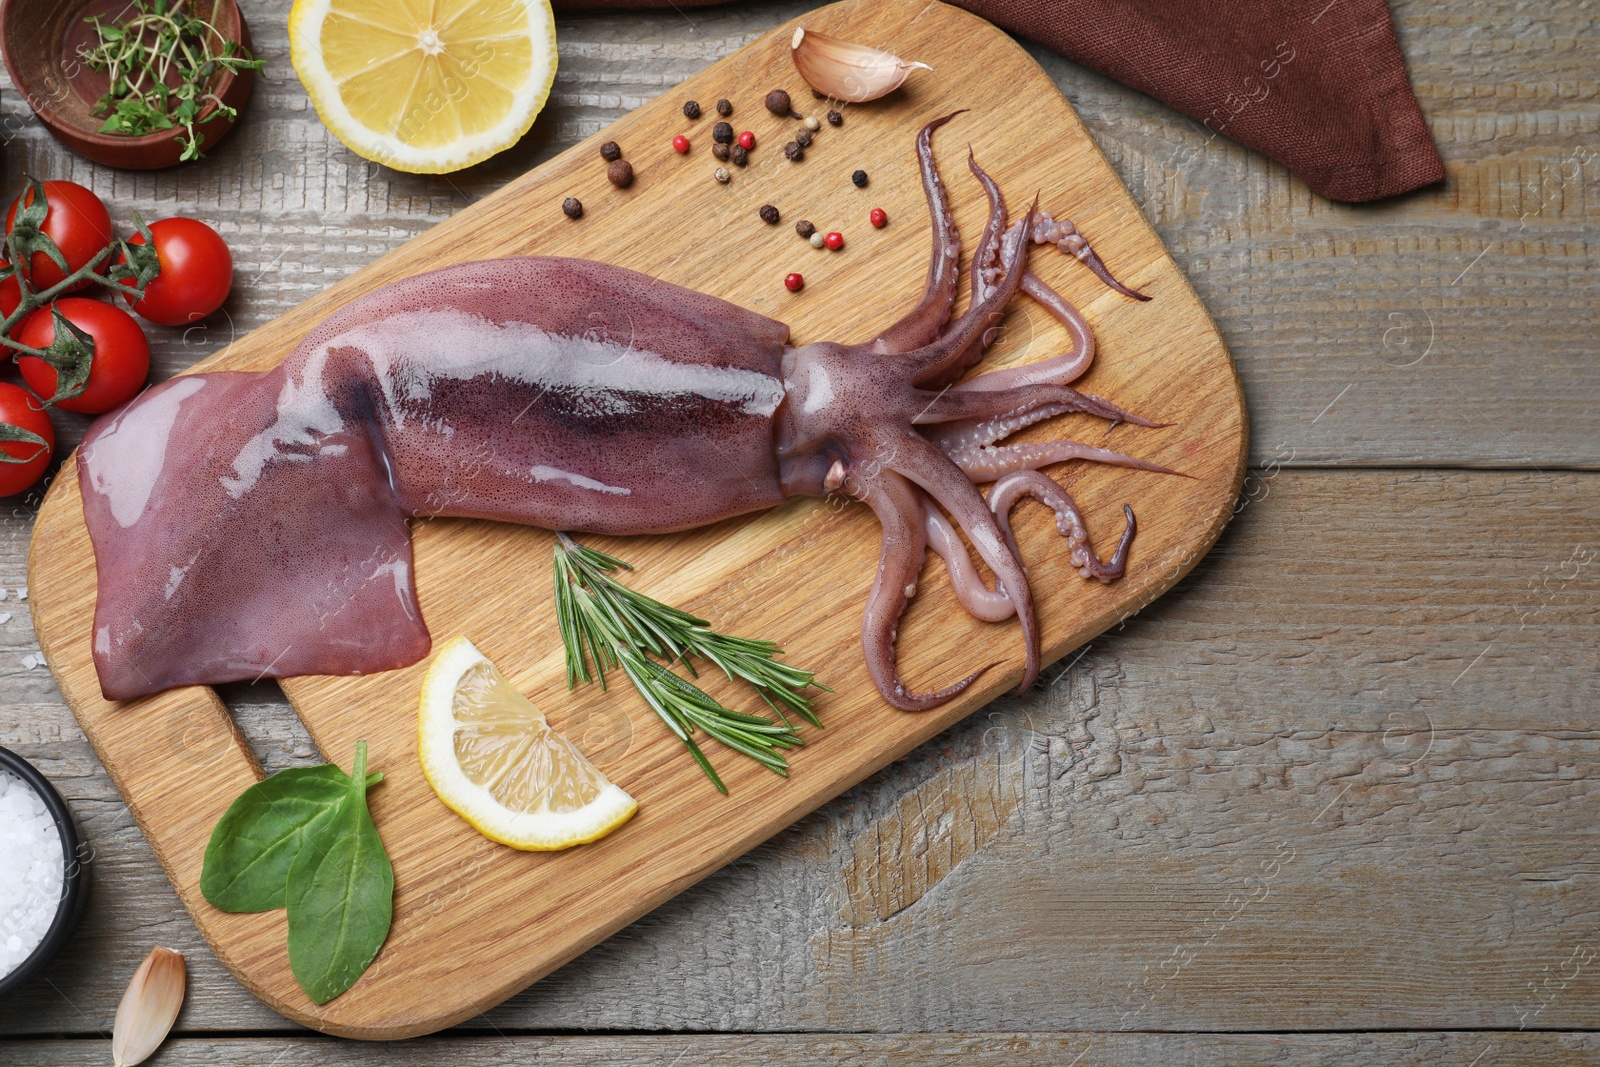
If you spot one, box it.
[730,144,748,167]
[794,128,813,148]
[827,109,843,127]
[795,219,815,239]
[765,88,793,116]
[561,197,583,219]
[851,169,869,188]
[712,142,731,161]
[784,140,804,161]
[811,88,827,99]
[712,121,734,144]
[682,100,701,120]
[607,159,634,187]
[600,140,621,162]
[716,98,733,117]
[758,204,780,225]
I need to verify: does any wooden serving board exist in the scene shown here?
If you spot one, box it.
[29,0,1245,1040]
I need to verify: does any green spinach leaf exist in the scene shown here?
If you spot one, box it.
[201,741,393,1003]
[201,766,353,912]
[284,742,395,1004]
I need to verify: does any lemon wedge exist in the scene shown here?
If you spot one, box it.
[288,0,557,173]
[419,636,636,850]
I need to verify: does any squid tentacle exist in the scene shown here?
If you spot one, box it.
[945,341,1093,394]
[914,151,1010,390]
[1009,271,1095,383]
[853,467,993,711]
[951,161,1101,385]
[922,501,1016,622]
[924,399,1077,454]
[923,468,1137,626]
[872,112,969,355]
[949,437,1179,482]
[885,429,1041,695]
[946,273,1096,392]
[920,163,1112,395]
[1032,210,1150,301]
[903,197,1039,388]
[910,382,1164,428]
[989,471,1136,583]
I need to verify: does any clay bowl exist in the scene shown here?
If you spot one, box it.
[0,0,255,169]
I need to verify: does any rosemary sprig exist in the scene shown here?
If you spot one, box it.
[78,0,263,162]
[553,532,827,793]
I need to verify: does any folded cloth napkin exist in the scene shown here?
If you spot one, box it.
[554,0,1445,202]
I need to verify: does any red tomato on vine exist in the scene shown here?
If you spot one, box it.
[0,383,55,497]
[119,218,233,325]
[5,182,114,292]
[17,298,150,414]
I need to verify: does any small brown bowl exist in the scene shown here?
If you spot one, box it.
[0,0,255,170]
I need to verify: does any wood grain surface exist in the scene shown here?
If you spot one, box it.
[1,0,1595,1060]
[3,1031,1597,1067]
[24,0,1245,1040]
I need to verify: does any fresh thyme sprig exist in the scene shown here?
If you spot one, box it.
[553,532,826,793]
[78,0,263,162]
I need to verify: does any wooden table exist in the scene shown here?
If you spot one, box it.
[1,0,1595,1063]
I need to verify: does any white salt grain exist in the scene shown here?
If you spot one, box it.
[0,767,65,978]
[0,613,12,625]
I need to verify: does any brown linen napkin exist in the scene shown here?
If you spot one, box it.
[554,0,1445,202]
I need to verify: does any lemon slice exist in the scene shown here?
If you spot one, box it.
[288,0,558,174]
[419,636,636,850]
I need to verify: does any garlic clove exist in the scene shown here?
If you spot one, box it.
[112,947,187,1067]
[790,27,931,103]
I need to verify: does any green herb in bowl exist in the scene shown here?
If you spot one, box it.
[77,0,262,162]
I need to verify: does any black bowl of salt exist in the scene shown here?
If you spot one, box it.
[0,745,87,995]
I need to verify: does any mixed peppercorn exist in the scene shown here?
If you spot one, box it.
[559,89,891,293]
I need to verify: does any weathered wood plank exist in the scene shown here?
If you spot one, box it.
[0,0,1595,471]
[1,469,1594,1034]
[0,0,1595,1051]
[4,1032,1598,1067]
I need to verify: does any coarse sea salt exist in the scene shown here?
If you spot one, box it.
[0,767,65,978]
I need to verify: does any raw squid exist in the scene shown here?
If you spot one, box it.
[79,113,1171,709]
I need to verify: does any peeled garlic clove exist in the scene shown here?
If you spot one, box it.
[112,947,187,1067]
[790,27,931,103]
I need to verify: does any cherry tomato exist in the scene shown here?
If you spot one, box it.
[0,266,19,321]
[5,181,113,292]
[0,382,55,497]
[119,218,233,326]
[17,298,150,414]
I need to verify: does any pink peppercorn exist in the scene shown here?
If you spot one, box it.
[823,231,844,250]
[672,135,690,153]
[737,130,755,150]
[785,272,804,292]
[870,207,888,228]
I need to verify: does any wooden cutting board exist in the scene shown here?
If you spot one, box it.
[29,0,1245,1039]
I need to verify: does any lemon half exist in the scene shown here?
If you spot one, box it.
[419,636,636,850]
[289,0,557,173]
